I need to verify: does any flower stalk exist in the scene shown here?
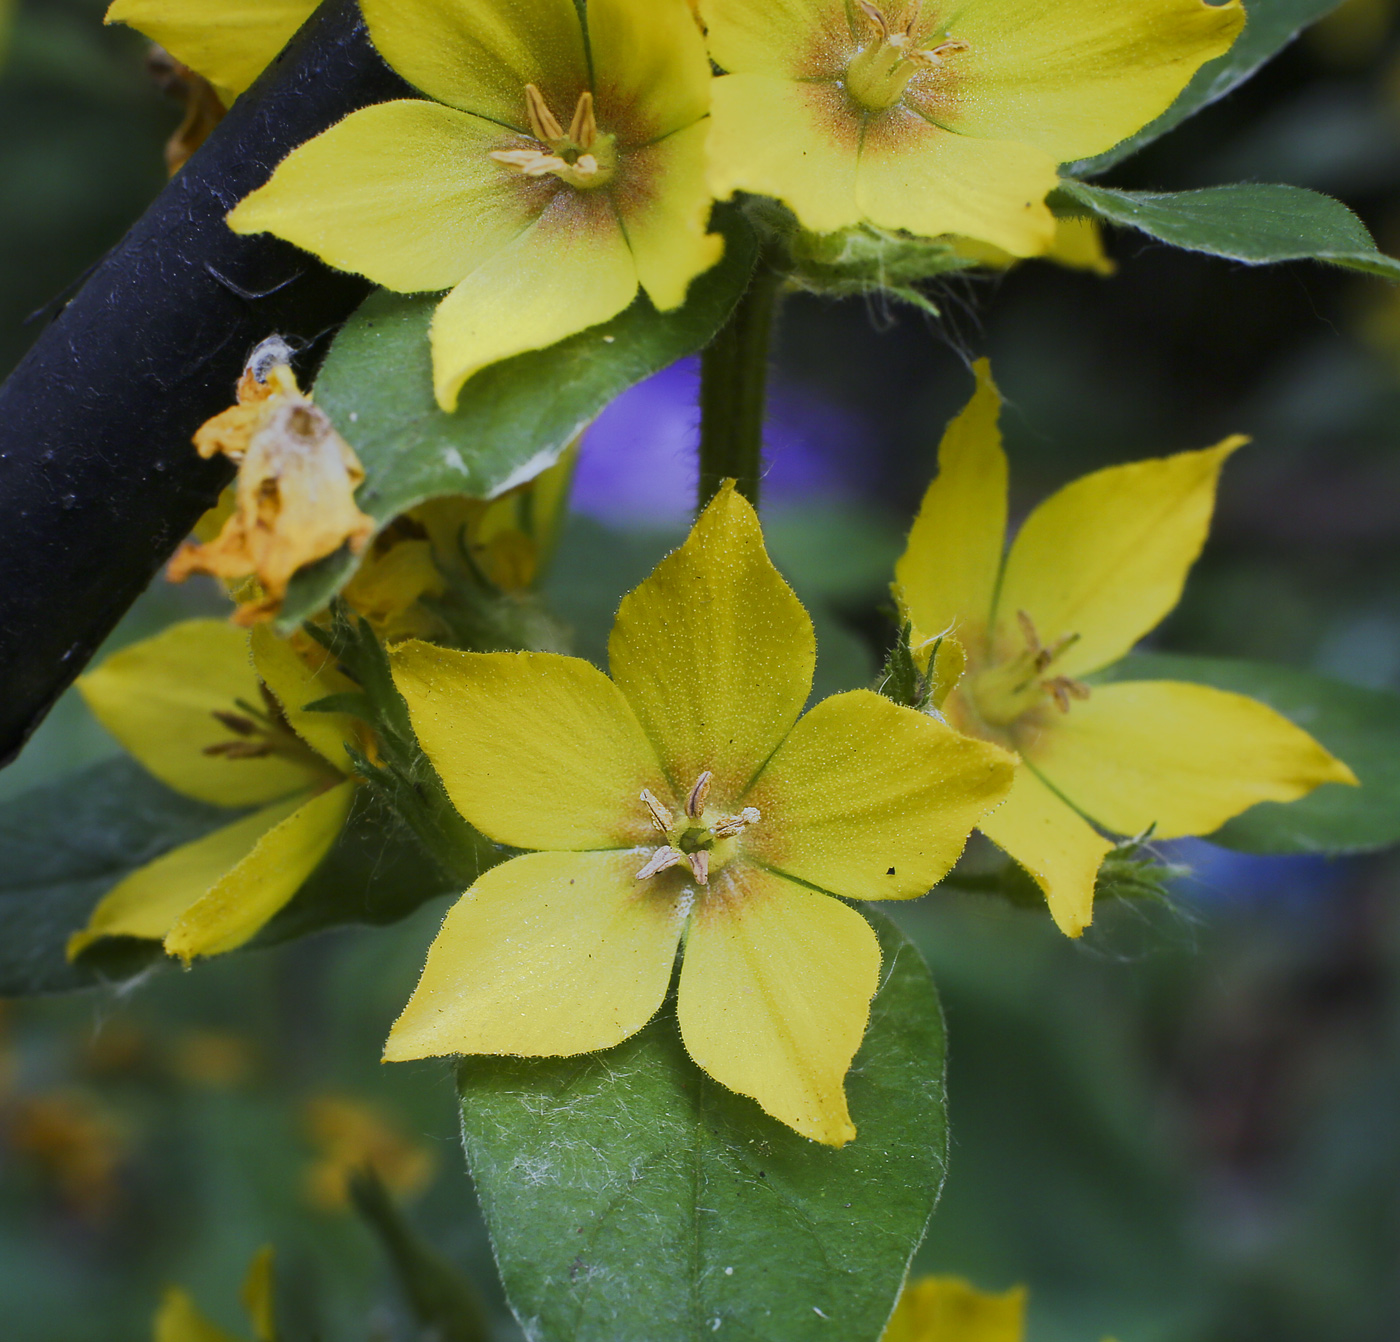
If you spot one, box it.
[697,261,784,510]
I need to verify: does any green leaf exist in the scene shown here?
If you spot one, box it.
[278,211,758,629]
[1057,179,1400,279]
[457,911,946,1342]
[0,757,455,996]
[1071,0,1349,176]
[1103,652,1400,855]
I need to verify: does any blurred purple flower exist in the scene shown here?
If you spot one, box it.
[570,358,873,525]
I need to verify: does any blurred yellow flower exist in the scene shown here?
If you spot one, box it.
[229,0,724,410]
[701,0,1243,256]
[386,482,1013,1145]
[7,1090,128,1223]
[894,362,1358,936]
[154,1246,276,1342]
[168,350,374,626]
[883,1276,1025,1342]
[302,1095,436,1211]
[70,620,362,965]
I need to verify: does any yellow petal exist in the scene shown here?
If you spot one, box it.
[1026,681,1359,841]
[360,0,587,130]
[384,850,684,1061]
[391,642,667,850]
[894,360,1007,660]
[882,1276,1027,1342]
[746,689,1015,902]
[946,0,1245,162]
[165,780,355,963]
[106,0,315,101]
[609,482,815,804]
[250,625,358,775]
[229,101,542,294]
[707,75,861,235]
[429,192,638,409]
[617,120,725,311]
[67,795,306,959]
[77,620,316,807]
[700,0,850,79]
[589,0,712,140]
[855,111,1058,256]
[154,1287,243,1342]
[677,867,880,1146]
[976,767,1112,938]
[995,438,1248,680]
[241,1247,276,1342]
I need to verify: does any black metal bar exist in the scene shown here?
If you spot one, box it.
[0,0,413,765]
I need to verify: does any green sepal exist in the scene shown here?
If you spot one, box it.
[1101,652,1400,855]
[276,208,759,630]
[456,910,947,1342]
[1070,0,1351,176]
[1056,179,1400,280]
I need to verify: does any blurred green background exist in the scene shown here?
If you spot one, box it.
[5,0,1400,1338]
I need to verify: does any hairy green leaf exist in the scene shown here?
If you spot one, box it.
[278,212,758,629]
[1057,179,1400,279]
[457,911,946,1342]
[1104,653,1400,855]
[1071,0,1349,176]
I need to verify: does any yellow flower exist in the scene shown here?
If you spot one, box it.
[882,1276,1025,1342]
[228,0,724,410]
[894,363,1358,937]
[701,0,1243,256]
[951,216,1116,278]
[69,620,361,965]
[154,1247,276,1342]
[386,483,1014,1146]
[302,1095,437,1211]
[106,0,316,105]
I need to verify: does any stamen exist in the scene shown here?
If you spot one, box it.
[856,0,891,40]
[688,850,710,887]
[911,37,970,65]
[636,847,685,881]
[1046,677,1092,713]
[210,710,258,737]
[1016,609,1043,656]
[488,148,571,178]
[686,770,713,819]
[568,91,597,150]
[524,83,564,142]
[203,741,275,759]
[640,789,673,834]
[712,806,760,839]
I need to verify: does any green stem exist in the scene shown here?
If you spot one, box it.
[697,263,784,510]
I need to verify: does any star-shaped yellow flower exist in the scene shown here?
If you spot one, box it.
[701,0,1244,256]
[70,620,360,965]
[894,363,1359,937]
[387,483,1015,1145]
[227,0,724,410]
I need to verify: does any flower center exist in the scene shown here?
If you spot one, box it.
[845,1,968,113]
[634,771,761,888]
[489,85,618,190]
[965,611,1092,728]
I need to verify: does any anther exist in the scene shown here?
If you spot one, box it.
[203,740,275,759]
[640,789,673,835]
[568,90,597,149]
[636,847,685,881]
[1046,677,1092,713]
[211,710,258,736]
[524,83,564,142]
[686,770,713,819]
[688,850,710,887]
[856,0,892,40]
[712,806,760,839]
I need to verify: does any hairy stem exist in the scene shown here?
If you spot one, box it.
[697,263,784,510]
